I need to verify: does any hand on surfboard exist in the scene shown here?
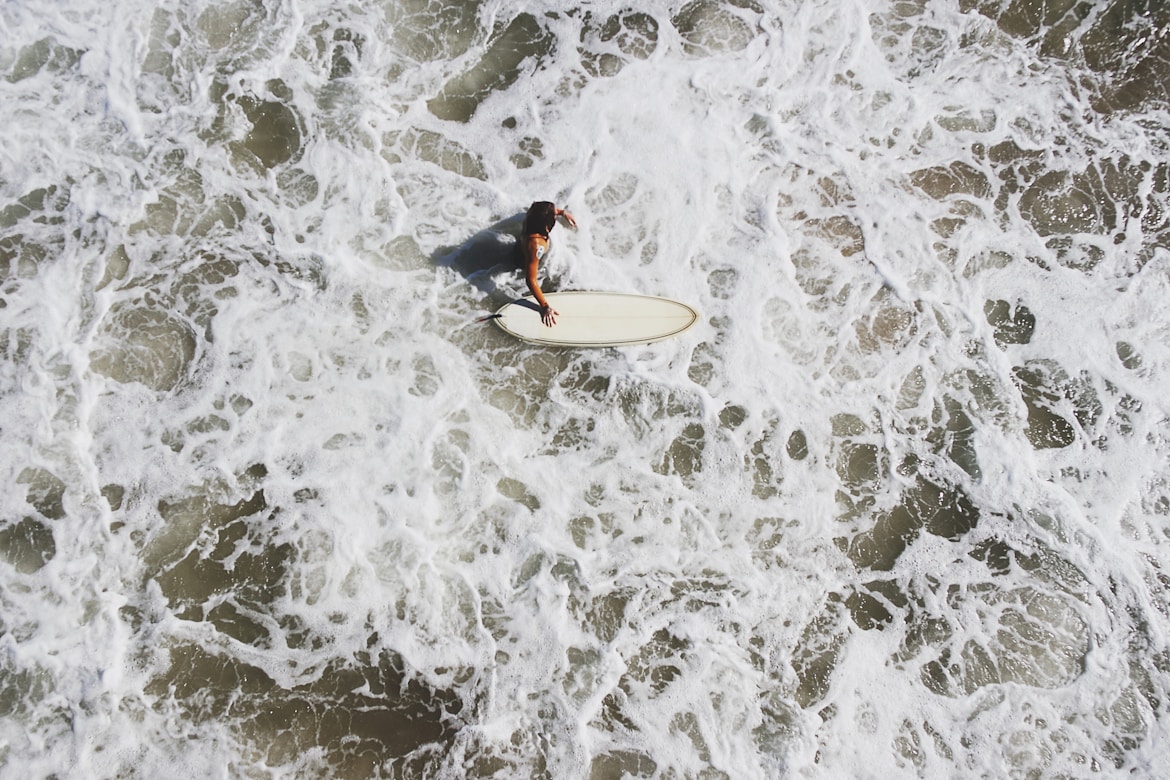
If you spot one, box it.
[541,304,558,327]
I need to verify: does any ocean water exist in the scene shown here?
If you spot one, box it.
[2,0,1169,776]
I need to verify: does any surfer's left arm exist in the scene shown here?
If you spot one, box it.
[556,208,577,229]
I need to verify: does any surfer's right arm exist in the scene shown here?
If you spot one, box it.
[523,235,557,327]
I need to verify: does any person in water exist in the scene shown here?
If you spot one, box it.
[521,201,577,326]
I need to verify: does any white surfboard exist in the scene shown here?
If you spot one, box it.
[493,291,699,347]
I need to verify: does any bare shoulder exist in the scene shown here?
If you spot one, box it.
[520,233,546,264]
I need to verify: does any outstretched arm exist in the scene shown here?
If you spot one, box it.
[522,236,557,327]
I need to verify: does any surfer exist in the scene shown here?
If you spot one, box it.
[521,201,577,326]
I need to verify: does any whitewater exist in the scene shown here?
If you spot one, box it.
[2,0,1169,777]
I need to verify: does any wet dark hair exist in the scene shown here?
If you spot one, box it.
[523,201,557,237]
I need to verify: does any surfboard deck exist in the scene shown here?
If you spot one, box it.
[493,291,699,347]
